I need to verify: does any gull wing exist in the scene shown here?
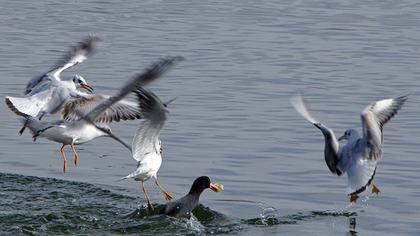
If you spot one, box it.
[131,87,167,162]
[5,89,54,117]
[61,95,142,123]
[83,56,183,123]
[345,95,407,195]
[291,93,342,176]
[361,95,407,160]
[25,36,98,94]
[290,94,319,124]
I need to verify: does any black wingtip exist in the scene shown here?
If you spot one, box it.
[396,93,409,103]
[78,35,100,55]
[163,97,177,107]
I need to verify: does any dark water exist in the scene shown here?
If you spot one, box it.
[0,173,357,235]
[1,0,420,235]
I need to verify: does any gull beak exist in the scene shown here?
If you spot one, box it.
[338,135,346,141]
[81,83,94,93]
[210,182,223,192]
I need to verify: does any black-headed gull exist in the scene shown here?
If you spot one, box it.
[120,87,177,211]
[291,94,407,203]
[5,36,97,134]
[6,56,183,172]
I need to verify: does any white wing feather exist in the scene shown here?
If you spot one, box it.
[361,95,407,159]
[25,36,98,94]
[5,89,53,117]
[61,95,142,123]
[290,93,319,124]
[131,88,167,162]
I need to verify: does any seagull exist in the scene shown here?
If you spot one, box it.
[120,87,176,211]
[6,56,183,172]
[291,94,407,203]
[5,36,97,135]
[160,176,223,218]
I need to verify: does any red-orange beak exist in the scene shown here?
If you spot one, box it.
[81,83,94,93]
[210,182,223,192]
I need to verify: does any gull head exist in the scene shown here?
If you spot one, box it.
[73,74,93,93]
[338,128,359,142]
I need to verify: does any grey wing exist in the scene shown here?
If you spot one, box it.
[132,88,167,162]
[5,89,54,117]
[61,95,142,123]
[291,93,342,175]
[83,56,183,123]
[25,74,53,95]
[48,36,98,79]
[19,115,55,138]
[361,95,407,159]
[25,36,98,94]
[290,93,320,124]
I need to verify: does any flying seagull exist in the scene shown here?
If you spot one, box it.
[5,36,97,134]
[291,94,407,203]
[6,56,183,172]
[120,87,180,211]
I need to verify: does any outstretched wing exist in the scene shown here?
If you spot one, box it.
[346,95,407,195]
[61,95,142,123]
[25,36,98,94]
[361,95,407,159]
[5,89,54,117]
[83,56,183,123]
[131,88,167,162]
[24,74,53,95]
[290,94,320,124]
[291,94,342,176]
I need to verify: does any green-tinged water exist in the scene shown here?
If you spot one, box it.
[1,0,420,235]
[1,173,358,235]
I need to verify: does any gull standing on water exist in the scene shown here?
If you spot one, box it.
[291,94,407,203]
[6,56,183,172]
[5,36,97,134]
[120,87,175,211]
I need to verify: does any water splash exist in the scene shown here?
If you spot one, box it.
[258,203,280,226]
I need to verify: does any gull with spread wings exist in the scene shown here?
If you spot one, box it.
[120,87,174,211]
[6,56,183,172]
[5,36,97,134]
[291,94,407,203]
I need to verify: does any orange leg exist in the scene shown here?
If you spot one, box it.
[70,142,79,167]
[350,194,359,203]
[142,181,154,212]
[59,145,68,173]
[372,184,381,195]
[154,177,173,202]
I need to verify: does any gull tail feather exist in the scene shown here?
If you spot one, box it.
[18,115,50,141]
[118,172,136,182]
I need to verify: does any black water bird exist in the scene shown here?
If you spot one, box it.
[160,176,223,218]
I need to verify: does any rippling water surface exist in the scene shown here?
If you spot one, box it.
[1,0,420,235]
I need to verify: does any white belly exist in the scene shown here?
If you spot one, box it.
[67,122,106,144]
[40,125,73,144]
[133,152,162,182]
